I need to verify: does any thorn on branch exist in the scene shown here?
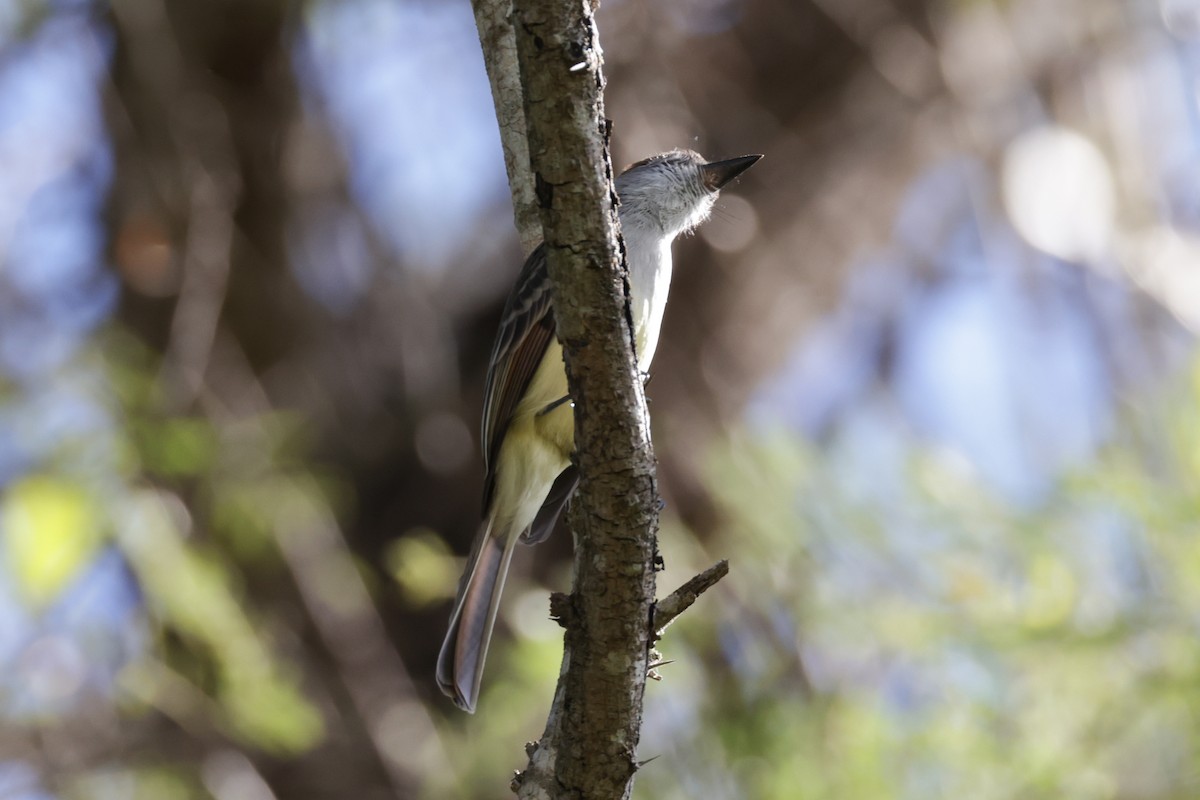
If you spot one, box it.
[651,560,729,642]
[636,754,661,770]
[647,651,674,681]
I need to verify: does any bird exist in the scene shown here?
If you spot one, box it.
[437,149,761,712]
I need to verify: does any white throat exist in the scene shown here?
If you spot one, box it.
[622,220,674,371]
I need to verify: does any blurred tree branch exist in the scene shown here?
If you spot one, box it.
[200,340,453,794]
[105,1,438,796]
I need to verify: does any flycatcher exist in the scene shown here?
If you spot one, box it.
[438,149,761,712]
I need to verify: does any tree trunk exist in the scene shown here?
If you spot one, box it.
[478,0,660,797]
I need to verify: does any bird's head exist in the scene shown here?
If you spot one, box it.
[615,149,762,237]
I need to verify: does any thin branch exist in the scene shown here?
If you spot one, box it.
[162,171,234,409]
[470,0,542,253]
[201,337,453,797]
[653,560,730,639]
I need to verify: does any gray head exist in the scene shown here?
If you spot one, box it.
[614,149,762,238]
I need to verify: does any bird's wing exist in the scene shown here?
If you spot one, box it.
[480,244,556,512]
[520,464,579,545]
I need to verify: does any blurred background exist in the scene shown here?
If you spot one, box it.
[1,0,1199,797]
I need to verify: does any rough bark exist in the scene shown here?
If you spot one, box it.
[467,0,731,796]
[510,0,659,798]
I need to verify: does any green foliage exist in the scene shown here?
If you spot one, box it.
[65,764,203,800]
[13,343,1200,797]
[626,391,1200,800]
[387,527,460,607]
[116,491,323,754]
[132,417,219,478]
[2,475,103,608]
[434,370,1200,799]
[2,340,327,758]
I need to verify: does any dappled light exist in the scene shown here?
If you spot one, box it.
[0,0,1197,798]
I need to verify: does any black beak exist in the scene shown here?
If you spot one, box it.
[701,154,763,191]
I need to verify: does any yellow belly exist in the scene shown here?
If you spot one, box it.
[490,340,574,538]
[490,317,658,539]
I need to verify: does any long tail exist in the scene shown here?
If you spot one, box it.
[436,513,518,713]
